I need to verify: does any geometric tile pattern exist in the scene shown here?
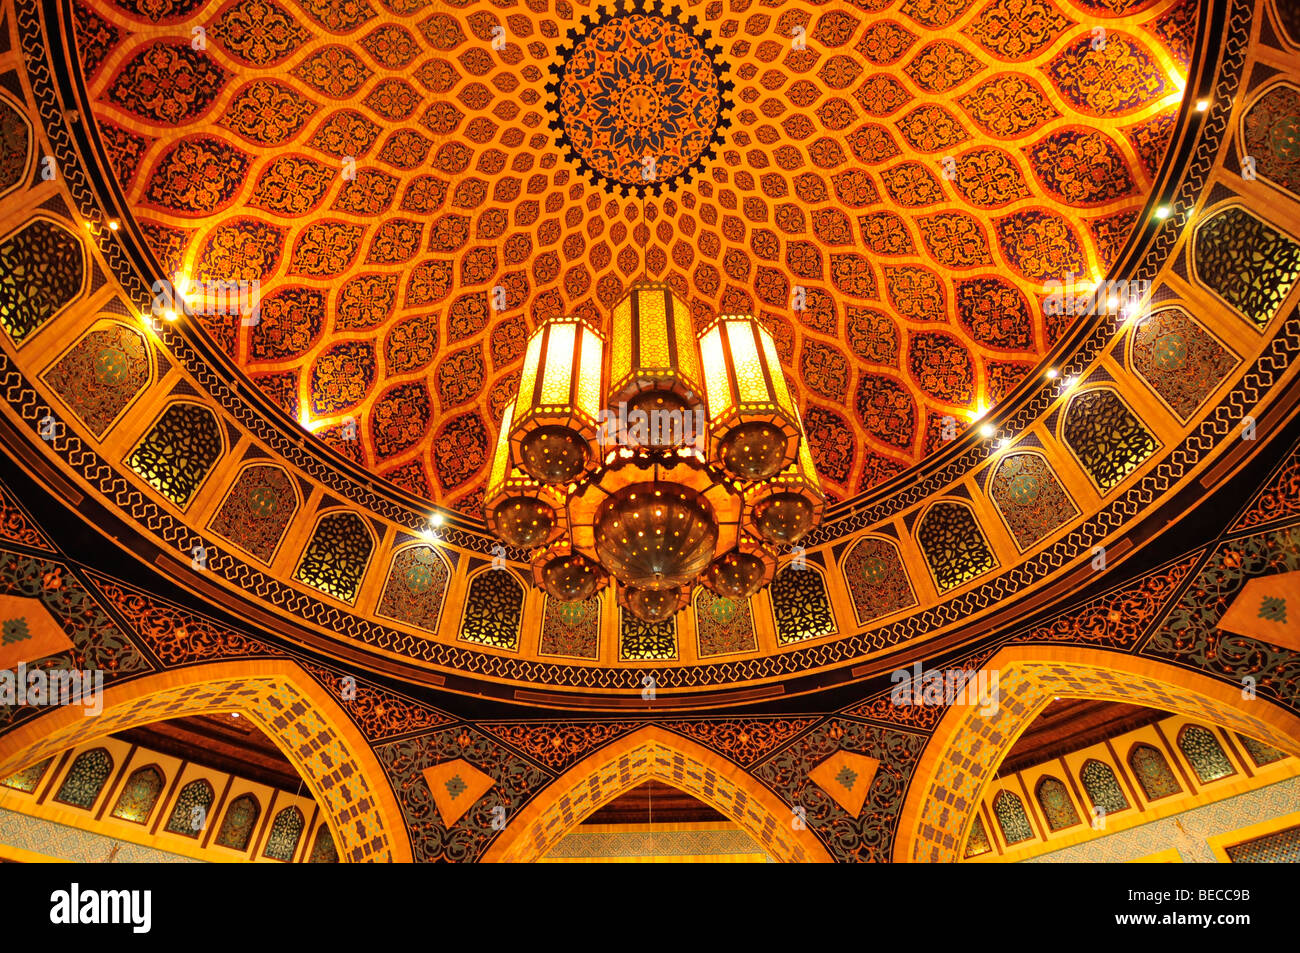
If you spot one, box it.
[0,806,202,863]
[752,718,927,863]
[72,0,1186,505]
[807,749,880,817]
[422,757,496,828]
[1224,822,1300,863]
[1027,776,1300,864]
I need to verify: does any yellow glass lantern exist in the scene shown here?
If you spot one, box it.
[509,314,605,484]
[743,422,824,545]
[697,315,800,480]
[606,282,705,449]
[485,403,564,549]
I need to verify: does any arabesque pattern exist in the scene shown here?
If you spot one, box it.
[73,0,1188,510]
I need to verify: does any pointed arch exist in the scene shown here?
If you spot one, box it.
[1058,386,1159,494]
[481,725,833,863]
[0,659,411,862]
[40,318,155,439]
[109,764,165,824]
[214,792,261,851]
[458,564,524,650]
[1033,775,1082,832]
[0,90,33,200]
[376,541,453,633]
[293,509,376,604]
[895,645,1300,862]
[914,498,998,592]
[51,747,113,810]
[125,399,226,509]
[1079,758,1130,816]
[0,215,87,346]
[1127,742,1182,801]
[770,561,837,644]
[985,450,1080,551]
[263,805,305,861]
[838,534,917,625]
[164,778,216,838]
[1238,80,1300,203]
[206,461,302,565]
[1177,723,1236,783]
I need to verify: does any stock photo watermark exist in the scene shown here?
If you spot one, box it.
[0,664,103,716]
[890,663,1000,717]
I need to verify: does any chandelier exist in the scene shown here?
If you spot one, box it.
[484,282,824,623]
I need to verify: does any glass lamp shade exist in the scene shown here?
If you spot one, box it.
[607,281,704,412]
[701,538,776,598]
[509,314,604,484]
[617,584,690,624]
[485,402,562,548]
[697,316,800,481]
[594,482,718,590]
[744,426,825,545]
[532,543,606,602]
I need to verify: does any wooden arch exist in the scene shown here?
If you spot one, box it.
[482,725,833,862]
[0,659,412,862]
[894,645,1300,863]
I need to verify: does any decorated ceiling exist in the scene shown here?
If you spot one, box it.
[2,0,1300,868]
[73,0,1196,512]
[4,0,1300,708]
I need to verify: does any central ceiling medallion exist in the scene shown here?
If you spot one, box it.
[486,282,824,622]
[549,3,731,195]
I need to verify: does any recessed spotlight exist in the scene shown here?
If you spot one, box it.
[1046,368,1059,379]
[1155,206,1172,220]
[1195,99,1209,112]
[979,422,996,439]
[107,219,119,231]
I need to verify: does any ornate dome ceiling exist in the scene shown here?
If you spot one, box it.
[73,0,1195,513]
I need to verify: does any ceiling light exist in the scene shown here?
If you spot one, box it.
[979,423,996,439]
[485,283,820,621]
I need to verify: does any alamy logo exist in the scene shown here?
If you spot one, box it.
[1042,274,1150,320]
[151,274,261,326]
[50,883,151,933]
[0,663,103,716]
[596,399,706,451]
[890,663,999,716]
